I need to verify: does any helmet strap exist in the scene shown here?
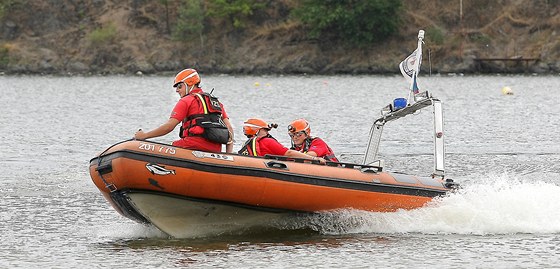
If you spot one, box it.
[187,84,195,93]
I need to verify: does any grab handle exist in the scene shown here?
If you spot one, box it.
[266,161,288,170]
[96,162,113,175]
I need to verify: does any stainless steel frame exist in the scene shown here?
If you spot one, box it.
[363,92,445,178]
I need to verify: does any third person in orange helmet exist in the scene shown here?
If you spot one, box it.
[288,119,339,162]
[238,118,325,164]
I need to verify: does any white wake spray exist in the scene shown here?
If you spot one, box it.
[299,173,560,235]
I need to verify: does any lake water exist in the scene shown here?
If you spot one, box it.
[1,74,560,268]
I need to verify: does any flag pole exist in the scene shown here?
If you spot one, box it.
[408,30,424,104]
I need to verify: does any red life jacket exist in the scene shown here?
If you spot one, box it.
[238,136,260,156]
[179,92,229,144]
[238,134,277,156]
[291,137,339,162]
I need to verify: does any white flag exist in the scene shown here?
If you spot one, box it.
[401,30,425,102]
[399,49,421,83]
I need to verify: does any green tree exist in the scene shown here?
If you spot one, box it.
[293,0,402,45]
[206,0,265,29]
[87,24,117,46]
[173,0,205,46]
[0,45,9,68]
[0,0,26,20]
[158,0,171,34]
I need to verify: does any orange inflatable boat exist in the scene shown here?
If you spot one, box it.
[89,31,458,237]
[90,134,456,238]
[88,96,459,237]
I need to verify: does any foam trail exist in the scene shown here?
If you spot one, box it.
[302,173,560,235]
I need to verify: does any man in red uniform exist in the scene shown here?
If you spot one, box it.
[288,119,339,162]
[238,118,325,163]
[134,68,234,153]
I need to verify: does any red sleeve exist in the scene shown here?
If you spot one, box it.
[260,138,289,156]
[308,138,329,156]
[220,103,229,119]
[170,98,189,121]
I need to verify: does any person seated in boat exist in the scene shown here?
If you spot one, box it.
[238,118,326,164]
[287,119,339,162]
[134,68,234,153]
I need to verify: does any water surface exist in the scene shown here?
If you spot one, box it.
[1,74,560,268]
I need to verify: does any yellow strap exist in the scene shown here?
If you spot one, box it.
[194,93,209,114]
[250,137,258,156]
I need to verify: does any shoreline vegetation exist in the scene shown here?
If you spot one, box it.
[0,0,558,76]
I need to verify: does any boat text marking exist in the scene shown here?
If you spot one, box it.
[138,142,176,155]
[192,151,234,161]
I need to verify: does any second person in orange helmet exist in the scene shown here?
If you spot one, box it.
[238,118,325,163]
[135,68,234,153]
[288,119,339,162]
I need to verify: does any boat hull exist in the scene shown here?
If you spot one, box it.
[89,140,452,237]
[123,191,289,237]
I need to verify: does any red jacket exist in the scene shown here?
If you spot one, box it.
[292,137,339,162]
[238,135,289,156]
[170,88,229,152]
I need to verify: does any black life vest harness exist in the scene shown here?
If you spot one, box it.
[238,134,276,156]
[179,92,224,138]
[291,137,339,162]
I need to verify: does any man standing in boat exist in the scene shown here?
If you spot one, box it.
[239,118,325,163]
[288,119,339,162]
[134,68,234,153]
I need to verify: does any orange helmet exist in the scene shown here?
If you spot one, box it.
[173,68,201,87]
[288,119,310,136]
[243,118,278,137]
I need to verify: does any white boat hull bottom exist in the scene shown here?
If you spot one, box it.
[126,192,289,238]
